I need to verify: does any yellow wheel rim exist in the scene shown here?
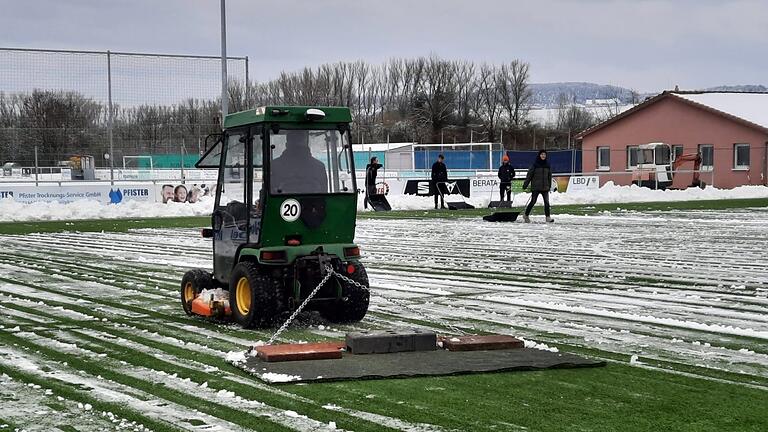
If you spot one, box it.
[236,277,251,315]
[183,282,195,303]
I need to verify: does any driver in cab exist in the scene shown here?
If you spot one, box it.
[270,130,328,194]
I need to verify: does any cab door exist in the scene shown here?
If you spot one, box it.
[212,131,249,283]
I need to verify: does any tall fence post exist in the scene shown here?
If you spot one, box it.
[764,141,768,186]
[34,145,39,186]
[220,0,228,118]
[180,142,186,184]
[571,148,576,174]
[245,55,249,89]
[107,50,115,186]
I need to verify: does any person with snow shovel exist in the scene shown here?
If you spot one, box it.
[431,154,448,209]
[497,154,515,202]
[522,150,554,223]
[364,156,383,209]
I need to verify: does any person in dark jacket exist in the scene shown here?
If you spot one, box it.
[364,156,382,209]
[522,150,554,223]
[431,154,448,209]
[497,154,515,201]
[271,130,328,194]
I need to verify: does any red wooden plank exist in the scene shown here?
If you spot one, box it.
[255,341,345,362]
[439,335,524,351]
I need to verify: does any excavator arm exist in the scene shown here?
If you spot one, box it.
[672,153,705,189]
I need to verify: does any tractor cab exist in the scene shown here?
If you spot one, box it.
[180,106,369,328]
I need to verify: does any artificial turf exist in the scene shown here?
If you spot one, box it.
[0,197,765,234]
[0,199,766,431]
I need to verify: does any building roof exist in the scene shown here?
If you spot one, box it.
[673,92,768,129]
[351,143,413,152]
[576,91,768,139]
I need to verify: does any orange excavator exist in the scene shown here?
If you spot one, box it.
[672,152,706,189]
[632,143,706,190]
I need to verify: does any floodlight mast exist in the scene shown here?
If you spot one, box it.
[220,0,228,119]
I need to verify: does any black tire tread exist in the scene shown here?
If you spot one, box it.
[320,263,370,323]
[229,262,285,329]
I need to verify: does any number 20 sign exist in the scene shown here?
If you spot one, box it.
[280,199,301,222]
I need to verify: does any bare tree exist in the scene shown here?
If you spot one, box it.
[412,56,457,142]
[18,90,103,164]
[453,61,477,130]
[555,92,595,135]
[498,60,532,128]
[472,64,502,142]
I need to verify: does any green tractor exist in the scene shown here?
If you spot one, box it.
[180,106,369,328]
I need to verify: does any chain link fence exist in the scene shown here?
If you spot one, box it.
[0,47,248,169]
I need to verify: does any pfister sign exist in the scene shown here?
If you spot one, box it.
[0,184,156,204]
[567,176,600,192]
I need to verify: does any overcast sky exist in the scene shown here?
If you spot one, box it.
[1,0,766,93]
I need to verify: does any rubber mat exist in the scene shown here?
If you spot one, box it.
[233,347,605,384]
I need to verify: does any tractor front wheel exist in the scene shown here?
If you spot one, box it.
[320,263,370,323]
[229,262,285,328]
[180,269,214,315]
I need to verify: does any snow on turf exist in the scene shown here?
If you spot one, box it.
[259,372,303,383]
[357,183,768,211]
[225,350,248,364]
[3,207,765,381]
[1,205,767,430]
[2,183,767,220]
[196,288,230,309]
[0,195,214,222]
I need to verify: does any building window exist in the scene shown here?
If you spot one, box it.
[597,147,610,170]
[626,146,638,169]
[672,145,684,161]
[734,143,750,169]
[698,144,714,171]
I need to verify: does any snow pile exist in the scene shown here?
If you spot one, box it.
[550,182,768,205]
[259,372,302,383]
[197,288,230,309]
[359,183,768,211]
[0,196,214,222]
[2,182,766,221]
[224,350,247,364]
[519,337,559,353]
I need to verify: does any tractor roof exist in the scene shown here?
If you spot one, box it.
[223,106,353,129]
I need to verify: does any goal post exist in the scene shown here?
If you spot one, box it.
[122,155,154,180]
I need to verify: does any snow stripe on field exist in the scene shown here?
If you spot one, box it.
[0,206,767,431]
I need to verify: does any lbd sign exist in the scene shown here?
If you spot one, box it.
[567,176,600,191]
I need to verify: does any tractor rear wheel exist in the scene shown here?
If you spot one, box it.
[229,261,285,328]
[320,263,370,323]
[180,269,214,316]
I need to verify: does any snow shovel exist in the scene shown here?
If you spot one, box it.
[488,183,515,208]
[482,211,520,222]
[483,186,520,222]
[439,181,475,210]
[367,193,391,211]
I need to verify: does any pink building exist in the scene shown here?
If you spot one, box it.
[577,91,768,189]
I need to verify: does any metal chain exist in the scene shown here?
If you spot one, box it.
[330,268,468,336]
[266,268,334,346]
[265,264,466,346]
